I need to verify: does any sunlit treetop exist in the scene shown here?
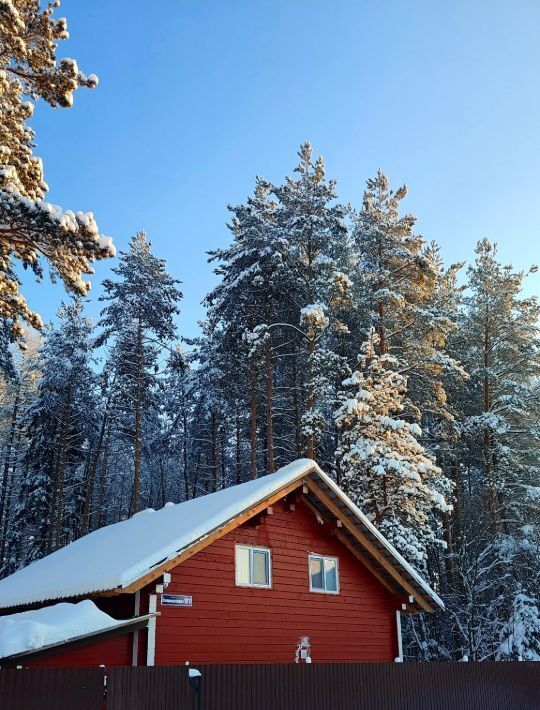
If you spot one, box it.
[0,0,115,349]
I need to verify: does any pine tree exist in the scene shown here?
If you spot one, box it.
[353,172,464,421]
[335,329,452,572]
[97,231,182,513]
[205,177,279,476]
[409,239,540,661]
[271,142,350,461]
[456,239,540,531]
[205,144,352,473]
[161,346,198,499]
[0,328,41,563]
[0,0,114,346]
[5,300,96,569]
[497,590,540,661]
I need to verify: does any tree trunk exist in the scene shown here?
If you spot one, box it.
[377,301,387,354]
[53,383,73,550]
[96,426,111,530]
[305,336,316,460]
[250,359,257,478]
[0,387,20,548]
[210,411,217,492]
[452,456,463,537]
[265,337,275,473]
[81,409,108,535]
[220,425,226,488]
[292,347,302,458]
[133,320,143,514]
[182,396,190,499]
[443,511,454,585]
[235,412,242,485]
[158,458,166,508]
[483,308,496,529]
[377,232,387,354]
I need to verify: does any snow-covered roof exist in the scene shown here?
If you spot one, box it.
[0,600,150,661]
[0,459,443,612]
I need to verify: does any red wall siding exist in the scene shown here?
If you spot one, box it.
[23,633,131,668]
[21,597,136,668]
[152,498,400,665]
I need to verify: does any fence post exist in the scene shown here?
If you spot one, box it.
[99,664,107,710]
[188,667,202,710]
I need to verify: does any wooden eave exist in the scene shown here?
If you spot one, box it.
[302,475,436,613]
[102,476,306,597]
[93,464,441,614]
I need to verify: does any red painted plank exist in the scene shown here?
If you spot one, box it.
[152,499,398,665]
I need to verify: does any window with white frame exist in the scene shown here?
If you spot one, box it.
[235,545,271,588]
[309,554,339,593]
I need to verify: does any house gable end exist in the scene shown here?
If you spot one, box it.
[113,467,435,614]
[149,497,401,664]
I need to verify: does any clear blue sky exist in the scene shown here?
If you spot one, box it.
[28,0,540,337]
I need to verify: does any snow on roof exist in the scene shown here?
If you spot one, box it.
[0,460,315,608]
[0,600,121,660]
[0,459,443,611]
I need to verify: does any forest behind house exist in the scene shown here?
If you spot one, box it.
[1,1,539,665]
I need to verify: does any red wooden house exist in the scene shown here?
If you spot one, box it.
[0,460,443,667]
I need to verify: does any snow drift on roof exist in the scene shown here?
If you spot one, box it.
[0,458,443,611]
[0,460,315,608]
[0,600,118,659]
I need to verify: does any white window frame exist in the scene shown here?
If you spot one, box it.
[235,544,272,589]
[308,553,340,594]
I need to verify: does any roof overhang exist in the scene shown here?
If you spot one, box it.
[103,461,443,613]
[301,470,443,613]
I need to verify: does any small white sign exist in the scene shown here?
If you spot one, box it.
[161,593,192,607]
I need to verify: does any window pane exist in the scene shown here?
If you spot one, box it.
[236,547,250,585]
[310,557,324,590]
[324,559,338,591]
[252,550,269,586]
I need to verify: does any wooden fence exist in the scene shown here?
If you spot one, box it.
[0,662,538,709]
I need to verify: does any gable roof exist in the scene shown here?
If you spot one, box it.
[0,459,443,613]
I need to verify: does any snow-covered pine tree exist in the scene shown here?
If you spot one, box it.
[5,300,96,570]
[97,231,182,514]
[188,316,236,494]
[455,239,540,531]
[161,345,200,499]
[497,588,540,661]
[335,329,452,573]
[434,239,540,660]
[204,145,353,474]
[409,239,540,662]
[205,177,280,476]
[0,0,115,347]
[353,172,464,423]
[0,328,42,564]
[272,142,351,462]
